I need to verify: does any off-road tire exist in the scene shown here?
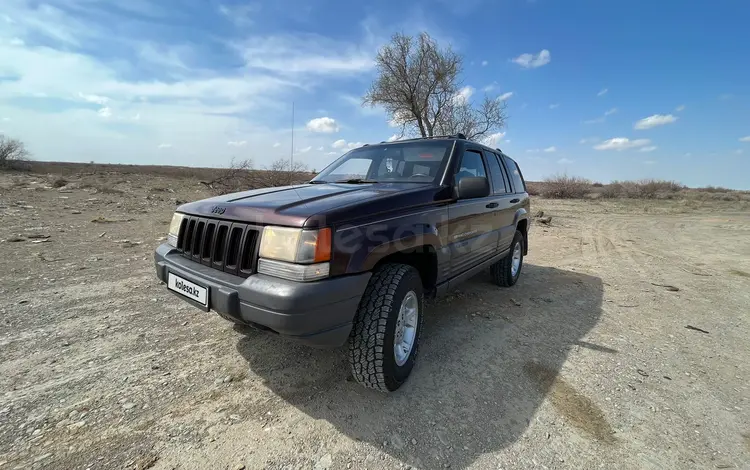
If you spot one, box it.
[348,263,424,392]
[491,230,524,287]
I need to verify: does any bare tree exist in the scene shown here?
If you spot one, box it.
[363,32,506,141]
[0,135,31,169]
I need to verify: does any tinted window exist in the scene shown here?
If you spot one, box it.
[504,157,526,193]
[455,150,487,186]
[485,151,509,193]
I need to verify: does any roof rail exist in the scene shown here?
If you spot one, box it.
[380,133,467,144]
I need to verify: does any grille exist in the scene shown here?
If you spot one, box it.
[176,215,260,277]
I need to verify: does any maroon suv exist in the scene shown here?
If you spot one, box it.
[155,134,530,391]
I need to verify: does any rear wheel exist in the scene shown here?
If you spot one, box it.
[348,263,424,392]
[491,230,524,287]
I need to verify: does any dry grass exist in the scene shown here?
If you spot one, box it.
[541,174,591,199]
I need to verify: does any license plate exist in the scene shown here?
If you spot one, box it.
[167,272,208,307]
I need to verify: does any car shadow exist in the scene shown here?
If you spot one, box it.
[235,264,606,468]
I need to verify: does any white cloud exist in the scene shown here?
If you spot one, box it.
[594,137,652,151]
[583,117,605,124]
[237,34,374,76]
[387,134,401,142]
[454,86,475,104]
[9,37,24,46]
[675,104,686,112]
[584,108,617,124]
[158,143,172,149]
[482,82,497,92]
[481,132,505,148]
[306,117,339,133]
[83,92,111,105]
[557,158,573,164]
[332,139,347,149]
[2,117,10,122]
[497,91,513,101]
[317,146,324,151]
[739,136,750,142]
[273,142,281,148]
[549,103,560,109]
[297,146,312,154]
[639,146,657,152]
[512,49,551,69]
[132,113,140,121]
[218,3,258,26]
[326,151,338,156]
[481,60,488,66]
[347,141,364,149]
[97,107,112,118]
[597,88,608,97]
[543,146,557,153]
[227,140,246,147]
[634,114,678,130]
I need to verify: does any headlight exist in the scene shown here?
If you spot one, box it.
[258,226,332,281]
[259,226,331,263]
[167,212,184,247]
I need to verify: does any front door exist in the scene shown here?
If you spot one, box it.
[447,148,498,275]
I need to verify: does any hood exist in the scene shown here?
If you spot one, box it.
[177,182,446,228]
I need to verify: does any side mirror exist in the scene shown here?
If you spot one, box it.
[457,176,490,199]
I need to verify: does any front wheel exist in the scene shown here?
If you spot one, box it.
[491,230,524,287]
[348,263,424,392]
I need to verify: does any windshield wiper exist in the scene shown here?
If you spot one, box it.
[334,178,378,184]
[308,180,328,184]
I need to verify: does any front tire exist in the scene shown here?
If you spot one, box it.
[491,230,524,287]
[348,263,424,392]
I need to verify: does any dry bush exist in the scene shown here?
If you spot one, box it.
[541,174,591,199]
[525,182,542,196]
[601,179,683,199]
[51,177,68,188]
[202,158,313,195]
[592,182,604,187]
[0,135,31,170]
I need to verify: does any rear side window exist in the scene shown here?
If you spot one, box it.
[455,150,487,186]
[504,157,526,193]
[485,151,509,193]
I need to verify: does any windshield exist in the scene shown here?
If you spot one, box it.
[311,141,454,184]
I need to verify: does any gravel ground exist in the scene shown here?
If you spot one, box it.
[0,172,748,470]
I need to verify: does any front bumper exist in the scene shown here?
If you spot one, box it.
[154,244,370,348]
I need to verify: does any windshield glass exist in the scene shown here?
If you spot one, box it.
[311,141,454,183]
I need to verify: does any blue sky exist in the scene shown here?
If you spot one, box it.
[1,0,749,188]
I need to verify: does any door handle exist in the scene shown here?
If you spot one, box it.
[486,202,499,208]
[510,198,520,204]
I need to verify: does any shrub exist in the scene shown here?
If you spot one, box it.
[541,174,591,199]
[0,135,31,170]
[51,177,68,188]
[525,182,542,196]
[592,182,604,187]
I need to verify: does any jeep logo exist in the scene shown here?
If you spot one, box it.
[210,206,226,215]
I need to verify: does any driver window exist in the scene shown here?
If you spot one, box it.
[455,150,487,186]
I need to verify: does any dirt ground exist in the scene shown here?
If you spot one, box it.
[1,171,748,470]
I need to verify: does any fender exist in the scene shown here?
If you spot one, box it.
[341,222,442,273]
[513,207,529,226]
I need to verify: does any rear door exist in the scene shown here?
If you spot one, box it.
[447,147,498,275]
[500,155,530,246]
[484,150,518,251]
